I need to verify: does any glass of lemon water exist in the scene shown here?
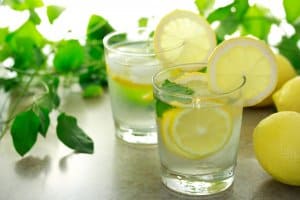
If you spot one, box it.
[153,63,245,195]
[103,28,181,144]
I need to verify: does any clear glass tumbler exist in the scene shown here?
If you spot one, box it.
[152,63,245,195]
[103,28,181,145]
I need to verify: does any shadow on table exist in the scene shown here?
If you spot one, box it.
[14,155,51,179]
[252,179,300,200]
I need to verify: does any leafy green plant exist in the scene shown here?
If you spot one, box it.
[0,0,114,155]
[196,0,300,73]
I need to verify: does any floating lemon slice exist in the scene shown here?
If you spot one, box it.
[111,75,153,105]
[153,9,216,64]
[207,37,278,107]
[161,106,232,159]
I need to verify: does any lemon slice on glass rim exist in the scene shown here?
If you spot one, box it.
[207,37,278,107]
[153,9,216,64]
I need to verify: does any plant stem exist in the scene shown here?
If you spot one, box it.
[0,74,36,140]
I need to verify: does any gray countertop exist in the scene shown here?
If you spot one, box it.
[0,91,300,200]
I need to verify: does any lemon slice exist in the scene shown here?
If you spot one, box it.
[160,109,196,159]
[111,75,153,105]
[160,106,232,159]
[172,107,232,158]
[208,37,278,107]
[153,9,216,64]
[174,71,208,95]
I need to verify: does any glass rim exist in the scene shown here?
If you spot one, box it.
[103,27,184,57]
[152,63,246,100]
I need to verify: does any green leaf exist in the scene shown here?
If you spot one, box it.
[7,21,45,48]
[283,0,300,24]
[6,21,46,69]
[0,27,9,44]
[207,0,249,41]
[207,0,248,22]
[56,113,94,154]
[0,77,20,91]
[195,0,215,14]
[86,15,114,42]
[37,77,60,110]
[3,0,44,11]
[277,35,300,73]
[242,5,279,40]
[8,36,46,69]
[138,17,148,27]
[82,84,103,98]
[29,9,41,24]
[11,109,40,156]
[155,80,194,112]
[33,105,50,137]
[53,40,85,73]
[79,64,107,89]
[161,79,194,95]
[47,5,65,24]
[155,99,173,118]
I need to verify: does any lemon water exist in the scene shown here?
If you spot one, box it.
[156,98,243,195]
[105,41,161,144]
[153,65,245,195]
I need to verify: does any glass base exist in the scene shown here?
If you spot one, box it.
[115,122,157,145]
[161,165,234,196]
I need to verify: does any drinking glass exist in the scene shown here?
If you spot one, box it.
[103,28,181,145]
[152,63,245,195]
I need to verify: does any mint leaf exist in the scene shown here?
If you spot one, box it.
[7,21,45,47]
[3,0,44,11]
[242,5,279,40]
[56,113,94,154]
[11,109,40,156]
[283,0,300,24]
[29,9,41,24]
[36,76,60,111]
[47,5,65,24]
[162,79,194,95]
[6,21,46,69]
[138,17,148,27]
[156,99,173,118]
[0,27,9,44]
[82,84,103,98]
[86,15,114,42]
[155,80,194,117]
[195,0,215,14]
[0,77,20,91]
[277,35,300,73]
[207,0,249,42]
[33,105,50,137]
[54,40,85,73]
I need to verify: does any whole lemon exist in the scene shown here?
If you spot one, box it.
[255,54,297,107]
[253,111,300,186]
[273,76,300,112]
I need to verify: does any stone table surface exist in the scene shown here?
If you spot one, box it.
[0,92,300,200]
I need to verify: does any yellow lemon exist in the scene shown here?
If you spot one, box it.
[207,37,278,107]
[160,106,232,159]
[153,9,216,64]
[273,76,300,112]
[255,54,297,107]
[253,111,300,186]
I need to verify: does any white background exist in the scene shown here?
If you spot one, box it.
[0,0,286,42]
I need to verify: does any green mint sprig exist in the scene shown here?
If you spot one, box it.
[0,0,114,156]
[155,79,194,117]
